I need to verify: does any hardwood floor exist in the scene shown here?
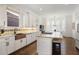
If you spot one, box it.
[63,37,78,55]
[11,37,79,55]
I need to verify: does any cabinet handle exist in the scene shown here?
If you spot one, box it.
[26,40,27,43]
[5,38,8,40]
[6,42,9,46]
[4,21,5,26]
[20,40,23,42]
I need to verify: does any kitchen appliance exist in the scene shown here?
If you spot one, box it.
[52,42,61,55]
[39,25,45,33]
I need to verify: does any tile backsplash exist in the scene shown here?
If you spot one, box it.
[0,27,37,36]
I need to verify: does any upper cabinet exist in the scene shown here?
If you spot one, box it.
[0,5,7,27]
[30,12,37,28]
[22,12,29,27]
[23,11,38,28]
[0,5,39,28]
[27,11,36,28]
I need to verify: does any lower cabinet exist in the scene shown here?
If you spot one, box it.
[26,34,31,45]
[0,38,7,55]
[0,36,15,55]
[15,39,21,51]
[32,33,36,42]
[15,38,27,51]
[7,36,15,54]
[26,33,36,45]
[0,32,37,55]
[21,38,27,47]
[37,37,52,55]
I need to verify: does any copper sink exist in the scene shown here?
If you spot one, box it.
[15,33,26,40]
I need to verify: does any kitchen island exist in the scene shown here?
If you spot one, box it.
[37,32,65,55]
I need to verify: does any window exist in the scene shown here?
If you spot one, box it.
[7,10,19,27]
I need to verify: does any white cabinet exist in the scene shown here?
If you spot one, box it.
[21,38,27,47]
[23,12,29,27]
[75,39,79,49]
[26,33,36,45]
[32,15,37,27]
[15,38,27,51]
[15,39,21,50]
[37,37,52,55]
[0,5,7,27]
[31,33,36,42]
[27,12,32,27]
[27,11,37,28]
[30,13,33,27]
[0,40,2,54]
[7,36,15,54]
[0,36,15,55]
[0,38,7,55]
[26,34,32,45]
[0,33,37,55]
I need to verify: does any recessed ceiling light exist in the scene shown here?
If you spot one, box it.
[40,8,43,11]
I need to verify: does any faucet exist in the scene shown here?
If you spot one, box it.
[0,29,5,36]
[14,28,17,35]
[1,29,4,34]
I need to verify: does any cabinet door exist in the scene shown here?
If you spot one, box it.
[37,37,52,55]
[27,33,37,45]
[34,33,37,41]
[0,39,2,54]
[28,12,32,27]
[32,15,35,27]
[15,40,21,51]
[33,16,37,27]
[26,34,32,45]
[0,38,7,55]
[23,13,28,27]
[7,36,15,54]
[31,33,36,42]
[21,38,27,48]
[0,5,6,27]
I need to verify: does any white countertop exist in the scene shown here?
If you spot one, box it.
[37,32,63,38]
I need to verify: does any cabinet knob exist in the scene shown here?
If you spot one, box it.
[5,38,9,40]
[5,38,8,40]
[6,42,9,46]
[20,40,23,42]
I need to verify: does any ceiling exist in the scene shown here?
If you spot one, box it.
[11,4,78,15]
[23,4,78,15]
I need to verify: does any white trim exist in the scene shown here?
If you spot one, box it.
[6,9,19,16]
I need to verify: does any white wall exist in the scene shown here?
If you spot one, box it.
[64,15,73,37]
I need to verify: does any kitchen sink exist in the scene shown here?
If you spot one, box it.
[42,32,52,34]
[15,33,26,40]
[53,38,60,41]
